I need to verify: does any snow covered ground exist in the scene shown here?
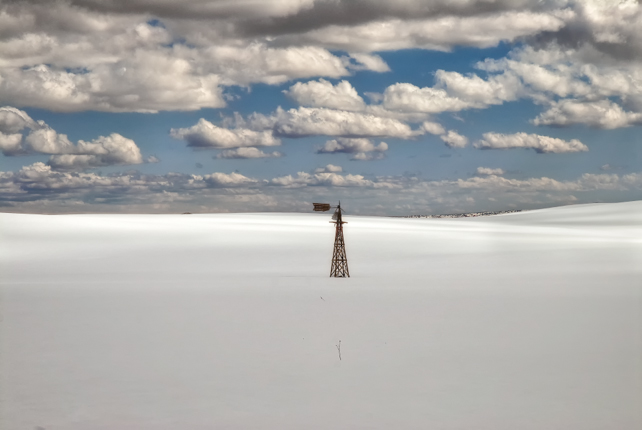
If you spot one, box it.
[2,201,641,430]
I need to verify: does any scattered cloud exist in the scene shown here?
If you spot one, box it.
[0,106,145,169]
[599,164,627,172]
[298,11,569,52]
[0,132,24,155]
[3,161,642,215]
[269,171,378,188]
[380,69,523,116]
[474,132,588,153]
[215,147,283,159]
[440,130,468,148]
[0,2,411,113]
[24,128,75,155]
[315,164,343,174]
[382,83,471,114]
[0,106,40,133]
[532,99,642,129]
[421,121,446,135]
[2,1,642,214]
[252,107,421,139]
[1,0,640,126]
[351,152,385,161]
[170,119,280,148]
[435,70,523,106]
[284,79,365,111]
[47,134,143,170]
[347,53,390,72]
[0,54,227,113]
[317,138,387,160]
[199,172,257,187]
[476,167,505,176]
[536,0,642,63]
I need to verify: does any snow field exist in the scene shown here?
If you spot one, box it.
[1,201,641,429]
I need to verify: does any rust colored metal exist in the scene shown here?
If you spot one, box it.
[329,203,350,278]
[313,203,332,212]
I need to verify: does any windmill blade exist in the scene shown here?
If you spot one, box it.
[331,209,339,220]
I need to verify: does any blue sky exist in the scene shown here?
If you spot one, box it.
[1,0,641,214]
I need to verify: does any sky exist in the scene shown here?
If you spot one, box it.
[0,0,641,215]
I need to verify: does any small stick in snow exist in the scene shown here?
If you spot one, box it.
[336,340,341,360]
[320,296,325,301]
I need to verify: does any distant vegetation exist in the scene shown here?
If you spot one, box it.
[396,210,522,219]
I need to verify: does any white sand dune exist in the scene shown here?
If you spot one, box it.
[1,201,641,429]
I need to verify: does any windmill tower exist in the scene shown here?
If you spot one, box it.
[313,202,350,277]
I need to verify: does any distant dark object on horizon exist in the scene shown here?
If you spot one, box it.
[397,210,522,219]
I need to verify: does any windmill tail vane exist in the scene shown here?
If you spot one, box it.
[312,202,350,278]
[313,203,332,212]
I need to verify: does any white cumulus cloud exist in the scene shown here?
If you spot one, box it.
[421,121,446,135]
[48,134,144,170]
[317,138,388,161]
[171,119,281,148]
[440,131,468,148]
[347,53,391,72]
[260,107,421,139]
[0,106,145,169]
[0,132,25,155]
[24,128,75,154]
[300,11,569,52]
[0,106,40,133]
[284,79,365,111]
[382,83,471,113]
[435,70,522,106]
[1,0,640,121]
[200,172,257,187]
[532,99,642,129]
[474,132,588,153]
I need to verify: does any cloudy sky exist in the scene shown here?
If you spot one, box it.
[0,0,641,215]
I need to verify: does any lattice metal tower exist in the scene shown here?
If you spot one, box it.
[329,203,349,277]
[313,201,350,278]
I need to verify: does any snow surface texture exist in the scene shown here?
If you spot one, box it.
[1,201,641,430]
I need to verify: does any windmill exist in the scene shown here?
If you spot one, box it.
[313,202,350,278]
